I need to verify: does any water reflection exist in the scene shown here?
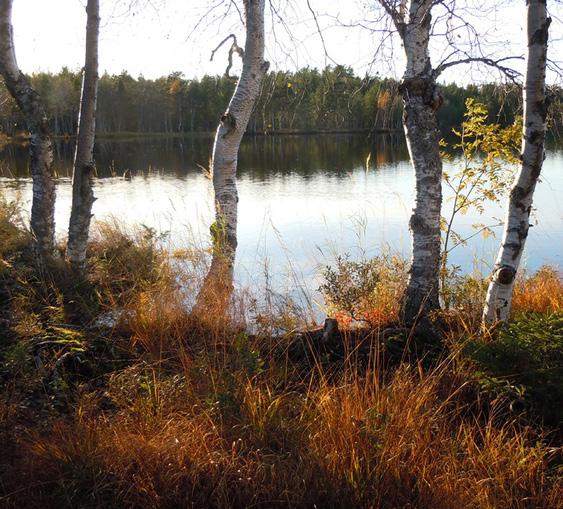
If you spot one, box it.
[0,134,561,304]
[1,133,409,179]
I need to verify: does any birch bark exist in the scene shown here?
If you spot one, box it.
[67,0,100,269]
[483,0,551,325]
[0,0,55,256]
[396,0,443,322]
[198,0,268,308]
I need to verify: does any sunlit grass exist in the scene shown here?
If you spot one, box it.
[0,198,561,508]
[8,357,561,508]
[513,266,563,315]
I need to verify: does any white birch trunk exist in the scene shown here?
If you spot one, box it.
[67,0,99,269]
[0,0,56,256]
[398,0,443,322]
[198,0,268,308]
[483,0,551,325]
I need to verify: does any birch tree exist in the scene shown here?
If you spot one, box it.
[0,0,55,256]
[371,0,521,324]
[67,0,100,270]
[483,0,551,325]
[372,0,444,323]
[197,0,268,310]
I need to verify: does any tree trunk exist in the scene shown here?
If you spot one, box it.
[0,0,56,256]
[67,0,99,270]
[483,0,550,325]
[398,0,443,322]
[197,0,268,313]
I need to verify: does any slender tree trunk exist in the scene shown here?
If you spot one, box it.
[67,0,99,269]
[0,0,55,256]
[197,0,268,312]
[483,1,551,325]
[398,0,443,322]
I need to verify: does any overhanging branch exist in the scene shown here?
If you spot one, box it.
[306,0,336,67]
[433,56,524,83]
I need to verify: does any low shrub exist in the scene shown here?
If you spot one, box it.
[467,313,563,427]
[320,254,408,327]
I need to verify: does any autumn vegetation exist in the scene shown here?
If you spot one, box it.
[0,194,561,508]
[0,0,561,505]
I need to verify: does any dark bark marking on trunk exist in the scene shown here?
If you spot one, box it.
[497,266,516,285]
[530,17,551,45]
[409,214,437,235]
[399,77,443,111]
[510,186,531,212]
[221,112,237,138]
[537,95,550,121]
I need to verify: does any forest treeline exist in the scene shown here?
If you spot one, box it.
[1,65,561,137]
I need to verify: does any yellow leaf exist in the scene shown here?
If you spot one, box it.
[482,228,493,239]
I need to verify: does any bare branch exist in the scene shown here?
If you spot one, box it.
[210,34,244,77]
[547,58,563,83]
[433,56,524,83]
[229,0,244,26]
[305,0,335,67]
[186,0,229,43]
[266,0,301,70]
[378,0,406,36]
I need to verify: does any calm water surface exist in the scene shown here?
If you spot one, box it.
[1,134,562,305]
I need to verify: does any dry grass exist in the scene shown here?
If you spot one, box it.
[513,266,563,315]
[0,209,561,508]
[0,194,31,270]
[5,358,561,508]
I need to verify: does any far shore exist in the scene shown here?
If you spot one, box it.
[3,128,403,145]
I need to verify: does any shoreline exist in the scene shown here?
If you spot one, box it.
[4,128,404,144]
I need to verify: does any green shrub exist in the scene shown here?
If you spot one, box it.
[319,254,407,326]
[467,313,563,426]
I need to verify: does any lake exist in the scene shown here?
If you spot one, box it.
[1,134,562,309]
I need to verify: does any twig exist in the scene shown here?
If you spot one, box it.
[305,0,337,67]
[210,33,244,77]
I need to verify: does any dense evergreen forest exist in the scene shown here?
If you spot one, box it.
[1,65,561,137]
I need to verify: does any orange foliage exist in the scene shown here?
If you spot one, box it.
[168,78,181,95]
[377,89,391,110]
[334,307,398,329]
[362,307,398,327]
[512,266,563,315]
[334,311,353,328]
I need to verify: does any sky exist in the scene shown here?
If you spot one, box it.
[10,0,563,84]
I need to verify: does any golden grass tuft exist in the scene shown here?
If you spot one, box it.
[0,194,31,269]
[513,266,563,315]
[87,219,170,309]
